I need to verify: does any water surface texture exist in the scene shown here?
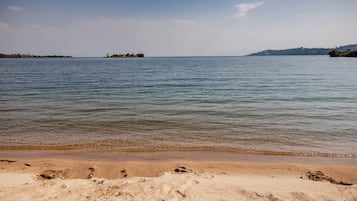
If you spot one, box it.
[0,56,356,156]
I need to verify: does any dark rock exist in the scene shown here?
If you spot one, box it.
[174,166,188,173]
[24,163,31,167]
[120,169,128,177]
[176,190,186,198]
[306,170,353,186]
[40,173,56,179]
[87,173,94,179]
[339,181,353,186]
[87,166,96,179]
[307,170,324,181]
[39,170,62,180]
[0,159,17,163]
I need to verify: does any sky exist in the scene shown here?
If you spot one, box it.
[0,0,356,56]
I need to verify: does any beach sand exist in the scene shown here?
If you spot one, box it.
[1,154,357,201]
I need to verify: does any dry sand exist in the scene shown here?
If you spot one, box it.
[0,157,357,201]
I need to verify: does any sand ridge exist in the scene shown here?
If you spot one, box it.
[0,171,357,201]
[0,158,357,200]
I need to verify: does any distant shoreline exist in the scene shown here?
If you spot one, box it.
[105,53,144,58]
[1,53,356,59]
[0,53,72,58]
[249,44,357,56]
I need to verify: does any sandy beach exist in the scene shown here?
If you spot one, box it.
[1,153,357,201]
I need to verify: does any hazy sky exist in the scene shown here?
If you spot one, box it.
[1,0,356,56]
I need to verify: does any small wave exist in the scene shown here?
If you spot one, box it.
[1,144,356,158]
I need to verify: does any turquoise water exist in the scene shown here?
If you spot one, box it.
[0,56,356,156]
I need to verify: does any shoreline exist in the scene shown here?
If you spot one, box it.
[1,157,357,180]
[1,144,356,159]
[0,148,357,167]
[1,149,357,177]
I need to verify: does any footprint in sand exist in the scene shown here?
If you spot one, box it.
[120,168,128,178]
[87,166,96,179]
[159,175,195,200]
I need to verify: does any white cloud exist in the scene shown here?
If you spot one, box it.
[8,5,24,12]
[234,2,263,18]
[0,22,13,33]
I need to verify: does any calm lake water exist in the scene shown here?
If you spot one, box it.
[0,56,356,157]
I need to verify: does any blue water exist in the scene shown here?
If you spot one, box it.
[0,56,356,156]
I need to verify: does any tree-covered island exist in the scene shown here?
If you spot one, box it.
[328,49,357,57]
[105,53,144,58]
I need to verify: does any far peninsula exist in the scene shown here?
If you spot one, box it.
[0,53,72,58]
[249,44,357,57]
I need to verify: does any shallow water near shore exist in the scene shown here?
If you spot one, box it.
[0,56,357,157]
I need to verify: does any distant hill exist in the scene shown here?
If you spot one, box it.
[249,44,357,56]
[334,44,357,51]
